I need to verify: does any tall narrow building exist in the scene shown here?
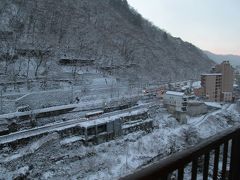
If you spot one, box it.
[201,61,234,102]
[201,73,222,102]
[213,61,234,101]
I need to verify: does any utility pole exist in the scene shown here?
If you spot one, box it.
[0,88,3,114]
[71,81,74,103]
[68,81,74,103]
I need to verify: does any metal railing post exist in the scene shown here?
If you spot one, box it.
[229,129,240,180]
[122,126,240,180]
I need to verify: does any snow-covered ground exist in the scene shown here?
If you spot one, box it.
[0,102,239,180]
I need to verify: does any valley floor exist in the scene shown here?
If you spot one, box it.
[0,98,239,180]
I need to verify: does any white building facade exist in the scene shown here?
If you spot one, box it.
[163,91,188,123]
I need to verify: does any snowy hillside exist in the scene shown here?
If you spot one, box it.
[0,0,214,84]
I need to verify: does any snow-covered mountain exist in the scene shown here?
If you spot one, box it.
[0,0,214,83]
[204,50,240,67]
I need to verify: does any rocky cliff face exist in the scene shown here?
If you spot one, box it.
[0,0,214,84]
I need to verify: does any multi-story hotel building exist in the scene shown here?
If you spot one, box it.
[201,73,222,102]
[201,61,234,102]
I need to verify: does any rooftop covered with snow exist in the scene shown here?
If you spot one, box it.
[204,102,222,109]
[80,108,148,128]
[201,73,222,76]
[165,91,185,96]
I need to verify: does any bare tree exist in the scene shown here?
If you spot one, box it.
[40,65,50,90]
[120,37,136,64]
[182,126,200,145]
[71,63,79,82]
[0,50,18,75]
[0,47,19,91]
[31,47,52,77]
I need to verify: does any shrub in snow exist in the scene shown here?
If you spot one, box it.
[157,115,179,129]
[166,135,185,155]
[181,126,201,146]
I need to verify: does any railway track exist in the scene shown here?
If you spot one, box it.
[0,118,87,145]
[0,103,153,145]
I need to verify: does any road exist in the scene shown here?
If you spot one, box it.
[189,103,232,127]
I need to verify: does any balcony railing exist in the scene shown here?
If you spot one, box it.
[122,125,240,180]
